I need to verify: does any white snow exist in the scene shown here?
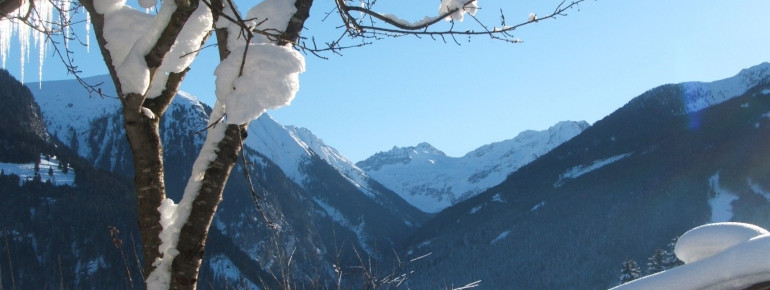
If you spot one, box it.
[362,121,588,213]
[244,115,387,203]
[214,43,304,125]
[554,153,631,187]
[675,222,769,264]
[439,0,478,21]
[707,172,738,223]
[141,107,157,119]
[147,103,228,289]
[381,14,440,28]
[491,231,510,244]
[680,63,770,114]
[529,201,545,212]
[212,0,304,125]
[469,205,482,214]
[0,154,75,186]
[313,198,375,256]
[528,13,537,22]
[208,254,260,289]
[614,222,770,290]
[748,178,770,202]
[100,1,168,95]
[0,0,67,83]
[99,0,212,96]
[762,88,770,95]
[28,75,122,164]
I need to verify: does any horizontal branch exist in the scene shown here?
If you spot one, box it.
[335,0,584,42]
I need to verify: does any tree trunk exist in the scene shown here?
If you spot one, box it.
[82,0,313,288]
[169,124,244,289]
[122,96,168,274]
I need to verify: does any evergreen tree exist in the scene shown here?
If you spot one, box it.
[662,237,684,269]
[646,249,666,274]
[619,259,641,285]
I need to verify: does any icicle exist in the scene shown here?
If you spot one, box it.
[18,17,29,83]
[85,6,91,52]
[61,0,71,48]
[0,15,11,68]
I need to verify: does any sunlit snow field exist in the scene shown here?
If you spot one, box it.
[0,154,75,186]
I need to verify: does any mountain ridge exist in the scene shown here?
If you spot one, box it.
[399,63,770,289]
[357,120,590,213]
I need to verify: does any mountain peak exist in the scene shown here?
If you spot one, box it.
[681,62,770,114]
[359,120,588,213]
[357,142,445,172]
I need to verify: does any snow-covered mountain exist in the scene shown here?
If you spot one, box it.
[23,73,426,287]
[400,63,770,289]
[245,116,381,199]
[357,121,589,213]
[679,62,770,114]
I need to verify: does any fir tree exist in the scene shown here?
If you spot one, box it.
[646,249,666,274]
[662,237,684,269]
[619,259,641,285]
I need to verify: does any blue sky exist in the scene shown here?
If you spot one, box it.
[3,1,770,162]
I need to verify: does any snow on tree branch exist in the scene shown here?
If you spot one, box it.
[330,0,585,45]
[211,0,306,125]
[97,0,212,96]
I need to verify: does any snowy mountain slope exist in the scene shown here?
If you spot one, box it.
[246,118,380,197]
[25,75,426,287]
[244,115,427,254]
[27,75,129,173]
[357,120,589,213]
[0,154,75,186]
[628,62,770,116]
[679,62,770,113]
[401,65,770,289]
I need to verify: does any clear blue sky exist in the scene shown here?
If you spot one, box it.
[3,1,770,162]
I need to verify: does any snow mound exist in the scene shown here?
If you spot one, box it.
[613,223,770,290]
[675,222,769,264]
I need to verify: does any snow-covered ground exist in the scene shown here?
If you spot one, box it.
[0,154,75,186]
[612,222,770,290]
[553,153,632,187]
[707,173,738,223]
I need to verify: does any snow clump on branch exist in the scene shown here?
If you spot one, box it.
[98,0,212,96]
[439,0,478,21]
[213,0,306,125]
[214,44,305,125]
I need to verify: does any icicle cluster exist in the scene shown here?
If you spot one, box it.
[0,0,88,84]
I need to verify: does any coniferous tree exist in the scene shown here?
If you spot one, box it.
[646,249,666,274]
[662,238,684,270]
[619,259,641,285]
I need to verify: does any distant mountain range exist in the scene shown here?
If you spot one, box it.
[357,121,589,213]
[1,62,769,288]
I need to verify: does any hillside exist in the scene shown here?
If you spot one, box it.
[400,63,770,289]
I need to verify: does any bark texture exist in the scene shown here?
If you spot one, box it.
[81,0,203,278]
[81,0,313,288]
[166,0,314,287]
